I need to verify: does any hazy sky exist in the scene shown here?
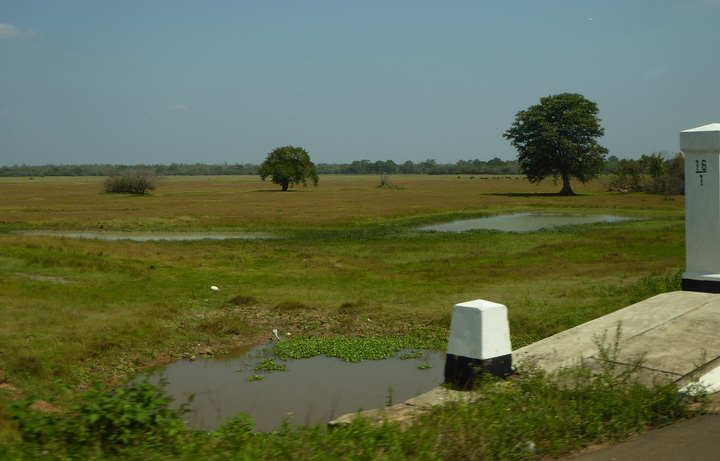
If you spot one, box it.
[2,1,720,166]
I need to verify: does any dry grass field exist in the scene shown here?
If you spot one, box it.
[0,174,681,228]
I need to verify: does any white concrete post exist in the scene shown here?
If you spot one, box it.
[444,299,513,389]
[681,123,720,293]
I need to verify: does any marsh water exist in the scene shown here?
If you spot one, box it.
[15,230,271,241]
[146,344,445,431]
[17,214,634,239]
[418,213,636,233]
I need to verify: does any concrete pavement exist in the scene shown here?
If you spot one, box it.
[514,291,720,392]
[565,410,720,460]
[515,291,720,460]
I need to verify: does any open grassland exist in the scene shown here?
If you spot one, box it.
[0,174,680,228]
[0,174,687,456]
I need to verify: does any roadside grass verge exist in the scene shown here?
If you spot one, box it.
[3,351,703,460]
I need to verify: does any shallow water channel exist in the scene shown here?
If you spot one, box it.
[145,344,445,431]
[15,230,271,241]
[417,213,636,233]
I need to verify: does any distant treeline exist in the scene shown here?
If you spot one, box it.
[0,154,665,178]
[0,163,259,177]
[0,158,522,177]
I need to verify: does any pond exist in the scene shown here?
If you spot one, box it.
[417,213,637,233]
[145,344,445,432]
[14,230,272,241]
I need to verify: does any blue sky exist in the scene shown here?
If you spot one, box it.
[2,1,720,166]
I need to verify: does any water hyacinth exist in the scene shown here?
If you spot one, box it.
[253,359,288,372]
[271,333,444,363]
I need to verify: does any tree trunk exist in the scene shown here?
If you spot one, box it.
[559,175,575,196]
[281,181,289,191]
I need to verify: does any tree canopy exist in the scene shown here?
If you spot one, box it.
[503,93,608,195]
[258,146,319,191]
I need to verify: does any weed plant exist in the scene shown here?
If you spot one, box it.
[7,379,188,458]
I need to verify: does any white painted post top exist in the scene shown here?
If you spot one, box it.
[681,123,720,152]
[446,299,512,360]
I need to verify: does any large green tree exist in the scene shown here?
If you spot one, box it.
[258,146,319,191]
[504,93,608,195]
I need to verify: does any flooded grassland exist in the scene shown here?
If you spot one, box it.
[0,175,685,434]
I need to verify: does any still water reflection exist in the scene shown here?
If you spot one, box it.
[146,344,445,431]
[418,213,636,233]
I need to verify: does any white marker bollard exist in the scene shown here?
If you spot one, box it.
[681,123,720,293]
[444,299,513,389]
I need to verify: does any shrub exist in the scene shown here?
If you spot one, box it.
[376,175,403,189]
[104,168,160,195]
[8,379,189,455]
[606,159,646,192]
[606,153,684,195]
[647,154,684,195]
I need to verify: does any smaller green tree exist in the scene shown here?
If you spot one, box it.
[258,146,319,191]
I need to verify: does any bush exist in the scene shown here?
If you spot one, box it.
[606,153,684,195]
[606,159,646,192]
[8,379,189,456]
[104,168,160,195]
[376,175,403,189]
[647,154,684,195]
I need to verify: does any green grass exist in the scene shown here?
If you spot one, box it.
[0,175,692,458]
[0,218,683,373]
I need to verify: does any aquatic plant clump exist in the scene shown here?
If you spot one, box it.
[253,359,288,372]
[271,332,445,363]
